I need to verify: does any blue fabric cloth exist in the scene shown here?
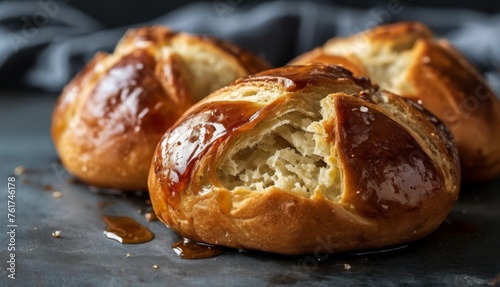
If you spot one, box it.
[1,1,499,94]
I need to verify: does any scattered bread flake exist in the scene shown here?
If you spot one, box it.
[126,253,131,258]
[145,212,157,222]
[360,106,368,113]
[344,263,352,270]
[153,265,159,269]
[52,191,62,198]
[52,230,62,238]
[417,99,423,105]
[14,165,26,175]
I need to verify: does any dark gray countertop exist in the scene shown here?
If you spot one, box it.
[1,93,499,286]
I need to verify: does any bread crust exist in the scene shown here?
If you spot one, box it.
[52,26,270,190]
[149,64,460,254]
[289,22,500,182]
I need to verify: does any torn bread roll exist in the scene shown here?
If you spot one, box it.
[290,22,500,182]
[51,26,271,191]
[149,64,460,255]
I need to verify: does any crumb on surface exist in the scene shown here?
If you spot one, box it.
[52,191,62,198]
[126,253,131,258]
[145,212,157,222]
[153,265,159,269]
[52,230,62,238]
[343,263,351,270]
[14,165,26,175]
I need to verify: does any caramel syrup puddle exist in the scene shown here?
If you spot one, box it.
[103,215,154,244]
[172,238,224,259]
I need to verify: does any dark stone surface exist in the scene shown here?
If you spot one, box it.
[0,94,499,286]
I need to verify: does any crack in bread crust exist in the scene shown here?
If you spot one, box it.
[216,99,342,201]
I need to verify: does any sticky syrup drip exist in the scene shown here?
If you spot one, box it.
[103,215,154,244]
[171,238,224,259]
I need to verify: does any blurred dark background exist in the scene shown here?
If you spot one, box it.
[13,0,500,28]
[1,0,500,93]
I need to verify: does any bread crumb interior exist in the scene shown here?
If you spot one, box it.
[217,96,342,201]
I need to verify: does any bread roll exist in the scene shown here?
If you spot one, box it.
[290,22,500,182]
[52,26,270,191]
[149,64,460,255]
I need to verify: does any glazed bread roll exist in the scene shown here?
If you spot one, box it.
[149,64,460,255]
[290,22,500,182]
[52,26,270,191]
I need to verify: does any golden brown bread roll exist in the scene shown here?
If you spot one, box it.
[149,64,460,255]
[51,26,271,191]
[290,22,500,182]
